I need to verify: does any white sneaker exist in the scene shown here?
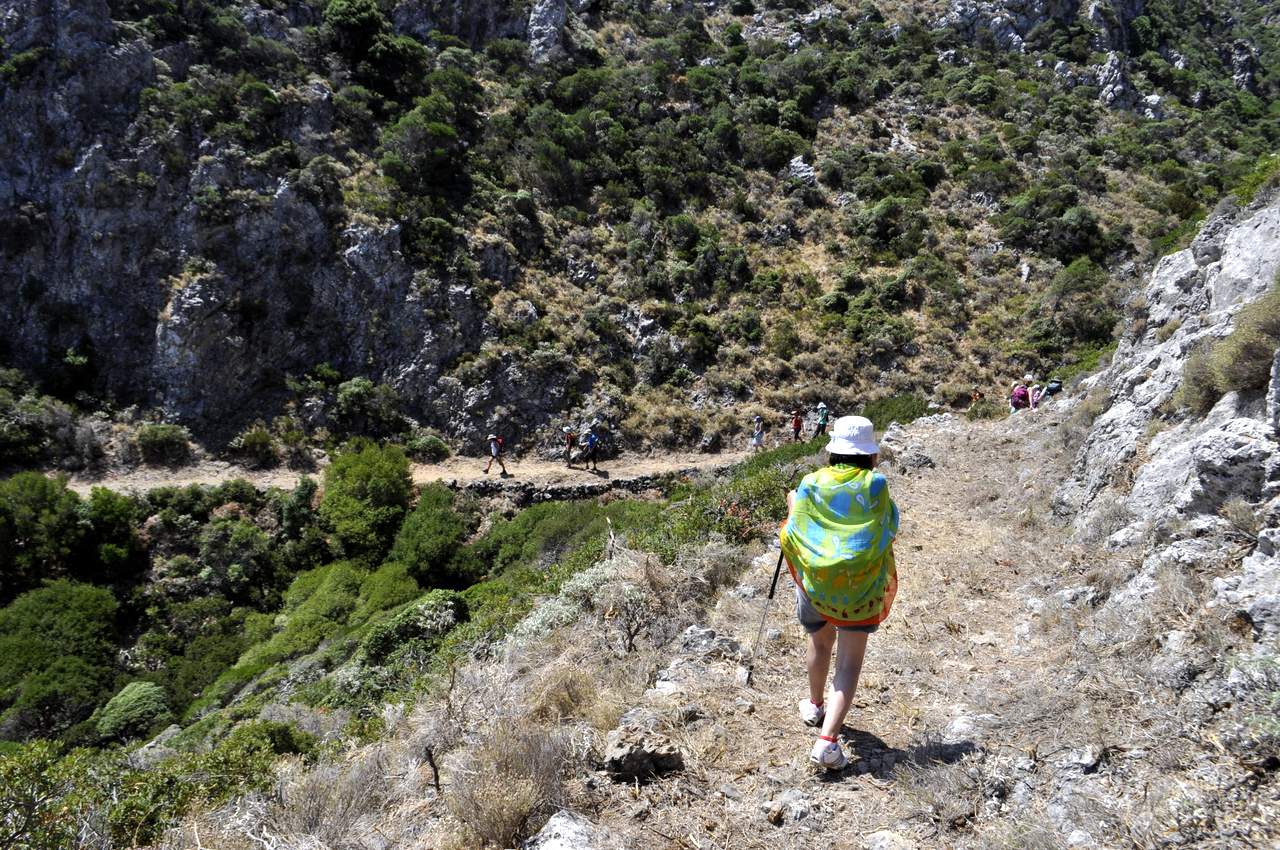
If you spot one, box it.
[810,737,848,771]
[798,699,825,727]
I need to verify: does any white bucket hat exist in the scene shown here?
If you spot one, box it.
[817,401,827,409]
[826,415,878,456]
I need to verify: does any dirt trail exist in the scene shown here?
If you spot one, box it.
[64,449,753,495]
[587,406,1098,847]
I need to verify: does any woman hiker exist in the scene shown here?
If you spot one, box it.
[780,415,900,771]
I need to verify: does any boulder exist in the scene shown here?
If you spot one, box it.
[521,811,628,850]
[602,725,684,782]
[678,625,742,659]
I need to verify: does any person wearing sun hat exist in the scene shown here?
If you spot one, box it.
[780,415,900,771]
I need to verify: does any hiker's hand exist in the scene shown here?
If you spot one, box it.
[786,489,795,511]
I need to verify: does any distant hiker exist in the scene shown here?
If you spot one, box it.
[791,409,803,442]
[1009,376,1031,414]
[780,415,899,772]
[562,426,578,467]
[484,433,507,475]
[1034,376,1064,408]
[751,415,765,452]
[583,421,601,471]
[815,402,830,437]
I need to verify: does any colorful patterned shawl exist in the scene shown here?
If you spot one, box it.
[780,465,899,626]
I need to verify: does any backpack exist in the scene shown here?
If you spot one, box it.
[1011,385,1029,407]
[495,437,505,453]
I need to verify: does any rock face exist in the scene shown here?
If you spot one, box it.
[0,1,585,449]
[1057,196,1280,533]
[937,0,1144,54]
[1056,190,1280,643]
[528,0,568,62]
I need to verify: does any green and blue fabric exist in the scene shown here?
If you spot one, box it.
[780,465,899,626]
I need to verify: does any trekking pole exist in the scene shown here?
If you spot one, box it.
[740,547,785,687]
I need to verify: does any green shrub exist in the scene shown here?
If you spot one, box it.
[1181,284,1280,413]
[406,430,451,462]
[863,393,929,430]
[348,561,420,627]
[389,483,472,587]
[197,519,271,599]
[229,423,279,468]
[0,580,119,740]
[320,441,412,564]
[359,589,464,664]
[135,423,191,466]
[0,473,85,603]
[0,740,92,849]
[333,377,407,439]
[96,681,172,742]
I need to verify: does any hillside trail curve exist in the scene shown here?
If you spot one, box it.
[62,446,757,496]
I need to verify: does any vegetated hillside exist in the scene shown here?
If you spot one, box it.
[0,0,1277,466]
[0,194,1276,847]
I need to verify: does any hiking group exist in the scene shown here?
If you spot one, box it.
[1008,374,1063,414]
[482,419,607,475]
[753,402,830,452]
[563,420,603,471]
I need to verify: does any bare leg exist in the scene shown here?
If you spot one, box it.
[806,624,836,706]
[821,630,869,739]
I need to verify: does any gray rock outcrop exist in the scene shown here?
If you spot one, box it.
[528,0,568,62]
[1057,189,1280,646]
[521,811,629,850]
[602,724,684,781]
[1057,195,1280,532]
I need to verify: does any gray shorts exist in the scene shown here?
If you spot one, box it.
[795,585,878,635]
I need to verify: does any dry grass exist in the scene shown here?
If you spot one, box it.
[447,727,567,847]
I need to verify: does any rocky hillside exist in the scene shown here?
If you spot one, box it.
[1,0,1277,459]
[2,186,1276,848]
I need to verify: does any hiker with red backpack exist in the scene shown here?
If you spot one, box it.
[484,432,507,475]
[791,409,803,442]
[1009,376,1032,414]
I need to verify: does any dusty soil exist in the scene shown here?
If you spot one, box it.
[63,449,753,496]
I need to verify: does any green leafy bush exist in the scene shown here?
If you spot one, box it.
[135,423,191,466]
[359,589,464,664]
[0,473,85,604]
[406,430,451,462]
[389,484,472,587]
[228,423,279,468]
[96,681,172,742]
[863,394,929,430]
[320,442,412,564]
[0,580,119,740]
